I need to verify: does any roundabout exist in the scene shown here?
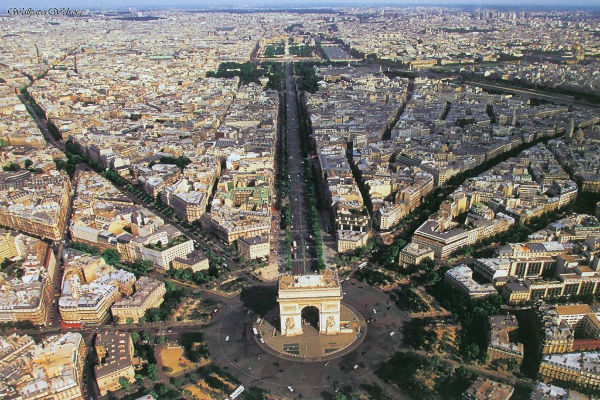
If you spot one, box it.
[253,302,367,362]
[203,274,411,399]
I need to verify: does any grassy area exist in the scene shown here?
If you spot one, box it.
[261,62,283,91]
[205,62,262,84]
[148,155,191,170]
[173,297,220,323]
[264,43,284,57]
[390,286,430,313]
[569,191,600,215]
[289,44,314,57]
[167,266,215,285]
[403,319,440,351]
[160,346,207,376]
[219,277,248,293]
[333,239,376,266]
[144,235,189,251]
[376,352,475,400]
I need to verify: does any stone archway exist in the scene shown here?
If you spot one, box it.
[301,306,320,332]
[277,272,342,337]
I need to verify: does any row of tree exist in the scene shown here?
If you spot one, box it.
[296,84,325,270]
[294,62,320,93]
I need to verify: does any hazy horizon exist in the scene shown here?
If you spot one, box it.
[2,0,600,11]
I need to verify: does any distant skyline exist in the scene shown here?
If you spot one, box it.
[2,0,600,10]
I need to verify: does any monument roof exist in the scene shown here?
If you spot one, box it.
[279,270,340,290]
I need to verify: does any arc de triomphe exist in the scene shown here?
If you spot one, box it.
[277,271,342,336]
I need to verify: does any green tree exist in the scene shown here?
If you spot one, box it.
[507,358,519,372]
[3,162,21,172]
[133,259,155,273]
[142,331,152,342]
[147,363,158,380]
[102,249,121,266]
[464,343,480,362]
[118,377,130,392]
[165,280,176,292]
[243,387,269,400]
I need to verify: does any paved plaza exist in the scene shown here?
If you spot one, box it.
[203,279,410,399]
[256,304,366,361]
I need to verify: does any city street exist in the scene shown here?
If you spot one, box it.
[284,62,319,274]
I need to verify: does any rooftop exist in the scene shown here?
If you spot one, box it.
[279,270,340,290]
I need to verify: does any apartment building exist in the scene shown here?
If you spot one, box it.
[539,351,600,390]
[139,235,194,270]
[337,230,370,253]
[170,191,207,222]
[0,333,86,400]
[111,277,166,323]
[462,377,514,400]
[487,315,524,365]
[377,202,406,231]
[200,210,271,245]
[445,265,497,298]
[59,276,120,326]
[475,256,557,281]
[95,331,135,396]
[172,250,209,272]
[0,231,55,326]
[398,242,434,268]
[0,169,72,241]
[237,235,270,260]
[534,302,576,355]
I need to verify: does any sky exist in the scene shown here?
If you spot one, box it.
[1,0,599,10]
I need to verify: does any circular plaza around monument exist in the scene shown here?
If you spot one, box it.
[251,271,367,362]
[208,274,407,398]
[254,302,366,362]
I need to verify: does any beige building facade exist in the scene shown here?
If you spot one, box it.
[111,277,166,323]
[238,235,269,260]
[95,331,136,396]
